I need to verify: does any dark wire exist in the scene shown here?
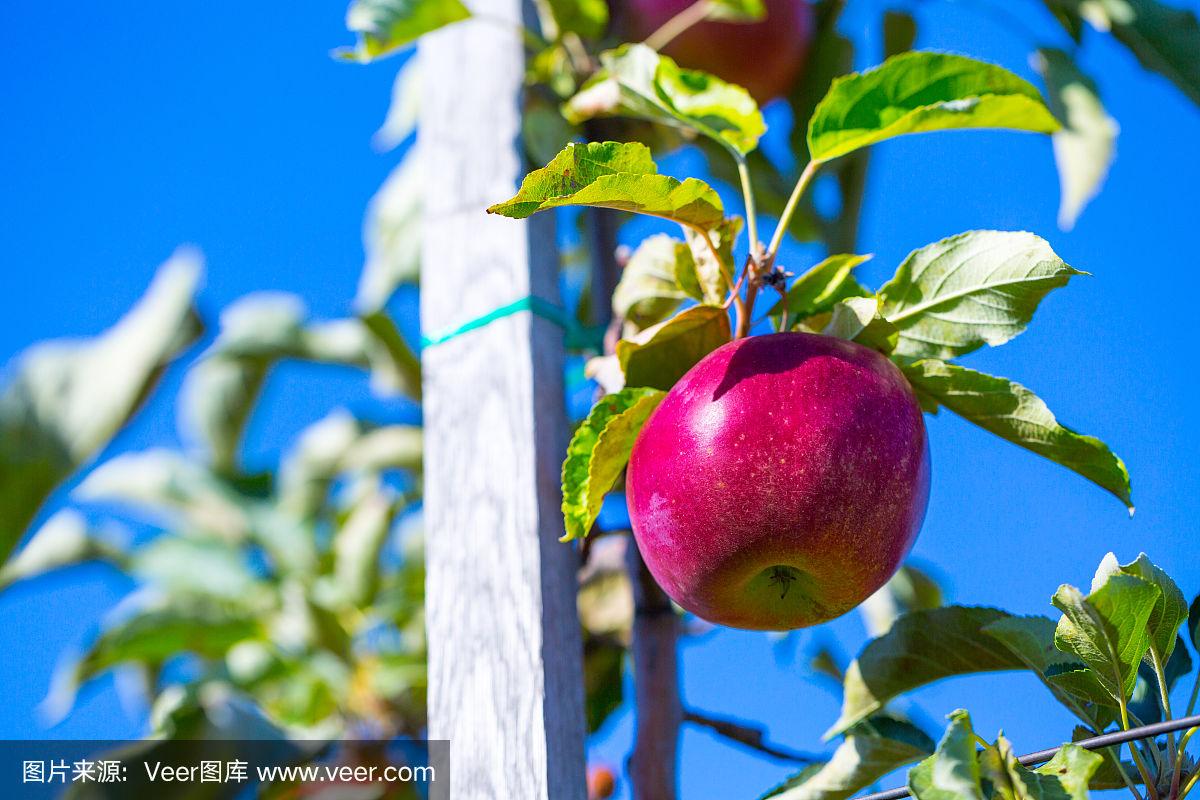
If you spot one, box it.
[851,713,1200,800]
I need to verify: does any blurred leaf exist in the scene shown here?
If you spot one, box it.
[279,411,421,520]
[76,449,253,540]
[1034,49,1117,230]
[617,305,731,390]
[0,252,202,561]
[336,0,471,63]
[544,0,608,38]
[768,254,872,322]
[579,546,634,640]
[883,10,917,57]
[0,510,123,591]
[180,355,266,474]
[907,710,982,800]
[822,297,899,354]
[357,153,421,314]
[488,141,726,230]
[562,388,665,540]
[360,311,422,399]
[1053,572,1161,702]
[900,360,1133,510]
[878,231,1082,360]
[708,0,765,21]
[761,719,932,800]
[612,235,692,328]
[132,536,265,605]
[332,484,398,607]
[374,55,421,151]
[807,51,1059,162]
[1092,552,1187,661]
[565,44,765,157]
[859,564,943,638]
[787,16,855,165]
[584,635,625,733]
[1045,0,1200,106]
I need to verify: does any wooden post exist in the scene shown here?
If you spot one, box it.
[418,0,587,797]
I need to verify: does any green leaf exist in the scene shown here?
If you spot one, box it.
[583,634,625,733]
[829,607,1053,736]
[708,0,766,22]
[768,254,873,323]
[983,615,1116,721]
[336,0,471,63]
[982,735,1102,800]
[1092,552,1187,661]
[899,360,1133,510]
[0,252,201,561]
[561,388,666,540]
[1049,0,1200,107]
[878,231,1083,360]
[612,235,692,328]
[564,44,765,156]
[822,297,900,354]
[1035,743,1105,800]
[132,536,264,604]
[0,510,123,591]
[616,304,732,390]
[761,719,933,800]
[356,152,422,314]
[1052,573,1161,702]
[1034,49,1117,231]
[807,51,1060,162]
[860,563,944,638]
[544,0,609,38]
[907,710,983,800]
[488,141,725,231]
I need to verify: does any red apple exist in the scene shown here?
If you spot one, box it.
[626,332,930,631]
[623,0,816,103]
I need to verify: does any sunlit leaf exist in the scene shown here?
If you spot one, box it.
[0,251,201,561]
[488,141,725,230]
[878,231,1082,360]
[907,710,983,800]
[769,254,872,323]
[564,44,765,156]
[900,360,1132,510]
[336,0,471,63]
[1091,552,1187,661]
[561,388,666,540]
[822,297,899,354]
[807,51,1059,162]
[544,0,609,38]
[1053,571,1160,702]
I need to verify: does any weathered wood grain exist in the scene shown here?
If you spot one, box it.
[418,0,586,796]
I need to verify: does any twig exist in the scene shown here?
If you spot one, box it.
[850,714,1200,800]
[684,708,822,764]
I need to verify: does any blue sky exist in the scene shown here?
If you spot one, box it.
[2,1,1200,799]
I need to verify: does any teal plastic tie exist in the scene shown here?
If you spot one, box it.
[420,295,605,351]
